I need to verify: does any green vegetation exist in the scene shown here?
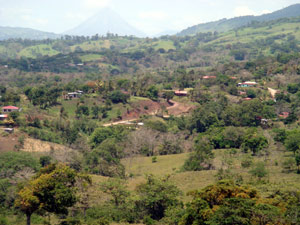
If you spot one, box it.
[1,14,300,225]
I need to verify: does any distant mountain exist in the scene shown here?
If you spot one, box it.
[0,26,60,40]
[178,3,300,36]
[64,8,145,37]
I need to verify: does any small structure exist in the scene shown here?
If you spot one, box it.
[0,114,8,121]
[203,76,217,79]
[2,106,20,113]
[65,91,83,99]
[174,90,188,96]
[243,97,252,101]
[230,76,238,80]
[279,112,290,119]
[4,128,14,133]
[239,91,247,96]
[238,81,257,87]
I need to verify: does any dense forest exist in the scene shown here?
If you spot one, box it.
[1,15,300,225]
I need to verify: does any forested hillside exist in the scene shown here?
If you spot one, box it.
[0,15,300,225]
[178,3,300,36]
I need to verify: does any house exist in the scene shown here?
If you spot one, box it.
[2,106,20,113]
[174,90,188,96]
[65,91,83,99]
[243,97,252,101]
[203,76,217,79]
[0,114,8,121]
[279,112,290,119]
[239,91,247,96]
[230,76,238,80]
[4,128,14,133]
[238,81,257,87]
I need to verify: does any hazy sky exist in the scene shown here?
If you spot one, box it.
[0,0,299,35]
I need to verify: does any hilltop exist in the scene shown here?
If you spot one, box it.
[178,3,300,36]
[64,8,145,37]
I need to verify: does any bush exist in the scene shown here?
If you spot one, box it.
[249,162,268,180]
[241,156,253,168]
[145,120,167,132]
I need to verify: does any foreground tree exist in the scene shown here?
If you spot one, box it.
[136,174,182,220]
[15,164,91,225]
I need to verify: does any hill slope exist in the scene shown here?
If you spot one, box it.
[64,8,145,37]
[178,3,300,36]
[0,26,60,40]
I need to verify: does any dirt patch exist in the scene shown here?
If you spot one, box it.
[122,100,168,120]
[123,99,194,120]
[166,100,195,116]
[0,135,19,152]
[23,138,72,153]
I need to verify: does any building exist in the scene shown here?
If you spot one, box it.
[65,91,84,99]
[2,106,20,113]
[279,112,290,119]
[0,114,8,121]
[174,90,188,96]
[238,81,257,87]
[203,76,217,79]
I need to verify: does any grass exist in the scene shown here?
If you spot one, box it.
[18,44,59,58]
[121,143,300,202]
[79,54,103,62]
[153,40,176,51]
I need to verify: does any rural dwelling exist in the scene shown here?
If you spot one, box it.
[4,128,14,133]
[0,114,8,121]
[203,76,217,79]
[174,90,188,96]
[238,81,257,87]
[2,106,20,113]
[279,112,290,119]
[243,97,252,101]
[65,91,83,99]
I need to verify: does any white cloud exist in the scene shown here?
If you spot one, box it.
[138,11,168,20]
[234,6,255,17]
[82,0,111,9]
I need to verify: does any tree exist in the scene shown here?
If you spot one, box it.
[15,164,91,225]
[100,179,130,207]
[146,85,159,101]
[242,129,268,155]
[295,150,300,174]
[136,175,182,220]
[183,137,214,171]
[285,129,300,154]
[179,180,259,225]
[39,156,52,167]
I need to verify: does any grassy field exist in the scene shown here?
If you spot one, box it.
[153,40,176,51]
[121,143,300,201]
[18,44,60,58]
[79,53,103,62]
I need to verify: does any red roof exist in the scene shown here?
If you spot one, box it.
[203,76,217,79]
[0,114,8,118]
[2,106,19,110]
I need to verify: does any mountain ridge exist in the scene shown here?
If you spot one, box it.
[177,3,300,36]
[0,26,61,40]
